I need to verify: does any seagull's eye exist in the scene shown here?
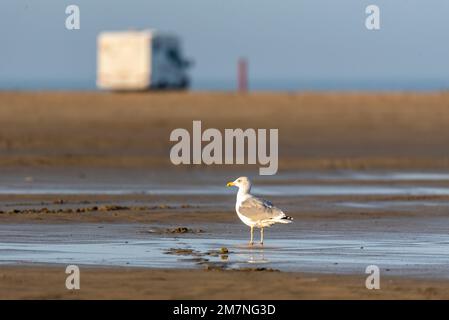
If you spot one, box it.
[237,179,241,182]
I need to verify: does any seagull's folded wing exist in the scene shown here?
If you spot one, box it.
[239,196,284,221]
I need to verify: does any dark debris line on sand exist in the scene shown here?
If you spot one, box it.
[0,203,198,215]
[141,226,205,234]
[165,227,204,234]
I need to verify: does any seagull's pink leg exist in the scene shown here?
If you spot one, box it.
[249,226,254,245]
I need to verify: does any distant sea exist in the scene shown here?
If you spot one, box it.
[1,78,448,92]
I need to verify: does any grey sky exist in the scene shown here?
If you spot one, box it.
[1,0,449,90]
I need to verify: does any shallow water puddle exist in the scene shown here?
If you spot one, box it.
[338,201,449,209]
[2,170,449,196]
[2,184,449,197]
[1,233,449,278]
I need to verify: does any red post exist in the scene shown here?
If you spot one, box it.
[237,58,248,93]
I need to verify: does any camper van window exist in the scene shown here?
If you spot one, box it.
[153,41,161,51]
[167,48,182,67]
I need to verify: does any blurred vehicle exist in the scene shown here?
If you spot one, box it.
[97,30,191,91]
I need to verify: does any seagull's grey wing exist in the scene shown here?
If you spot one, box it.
[238,196,284,221]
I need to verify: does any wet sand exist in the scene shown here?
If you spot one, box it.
[2,266,449,299]
[2,92,449,299]
[1,170,449,298]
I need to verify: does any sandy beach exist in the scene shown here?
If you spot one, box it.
[2,266,449,300]
[1,92,449,299]
[2,91,449,169]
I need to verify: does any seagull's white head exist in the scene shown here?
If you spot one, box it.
[226,176,252,194]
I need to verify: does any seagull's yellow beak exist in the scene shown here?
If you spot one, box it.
[226,181,235,187]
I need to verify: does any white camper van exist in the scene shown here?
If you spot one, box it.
[97,30,190,90]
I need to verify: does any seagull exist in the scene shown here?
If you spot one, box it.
[226,177,293,245]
